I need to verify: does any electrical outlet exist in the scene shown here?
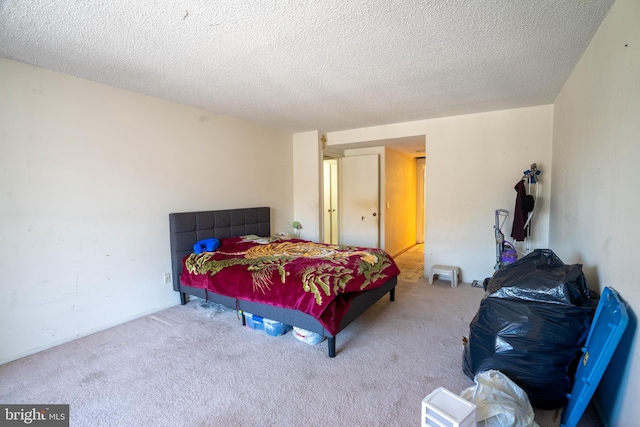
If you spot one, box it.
[164,273,171,284]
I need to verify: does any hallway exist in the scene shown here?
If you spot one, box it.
[395,244,425,282]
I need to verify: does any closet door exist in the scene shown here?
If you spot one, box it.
[339,154,379,248]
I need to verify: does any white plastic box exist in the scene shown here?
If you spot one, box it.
[422,387,477,427]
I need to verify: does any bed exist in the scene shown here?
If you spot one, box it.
[169,207,399,357]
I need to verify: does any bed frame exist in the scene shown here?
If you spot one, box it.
[169,207,397,357]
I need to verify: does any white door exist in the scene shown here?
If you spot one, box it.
[339,154,380,248]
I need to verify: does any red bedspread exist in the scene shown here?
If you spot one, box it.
[180,236,400,335]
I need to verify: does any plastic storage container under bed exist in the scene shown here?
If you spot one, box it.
[243,312,292,336]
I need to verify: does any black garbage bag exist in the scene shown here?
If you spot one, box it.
[462,249,598,409]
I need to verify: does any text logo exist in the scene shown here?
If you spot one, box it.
[1,405,69,427]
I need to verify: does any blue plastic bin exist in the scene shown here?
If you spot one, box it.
[560,287,629,427]
[243,312,292,336]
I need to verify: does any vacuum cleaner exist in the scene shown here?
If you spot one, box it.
[494,209,516,270]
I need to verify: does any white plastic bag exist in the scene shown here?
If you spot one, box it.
[460,370,539,427]
[292,327,325,345]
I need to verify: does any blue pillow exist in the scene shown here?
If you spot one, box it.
[193,238,220,254]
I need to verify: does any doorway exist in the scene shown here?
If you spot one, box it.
[323,151,425,251]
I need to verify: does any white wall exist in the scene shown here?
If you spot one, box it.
[0,58,294,364]
[292,131,323,242]
[328,105,553,282]
[551,0,639,424]
[423,107,552,282]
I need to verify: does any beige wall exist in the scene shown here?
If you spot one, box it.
[416,158,425,243]
[0,58,294,364]
[551,0,639,424]
[383,147,417,257]
[328,104,553,282]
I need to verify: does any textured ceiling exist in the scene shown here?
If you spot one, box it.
[0,1,614,134]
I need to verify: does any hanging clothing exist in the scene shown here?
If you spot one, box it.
[511,180,529,241]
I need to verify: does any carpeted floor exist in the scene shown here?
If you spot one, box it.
[0,245,600,426]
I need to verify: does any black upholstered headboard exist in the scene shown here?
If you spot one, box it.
[168,207,270,292]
